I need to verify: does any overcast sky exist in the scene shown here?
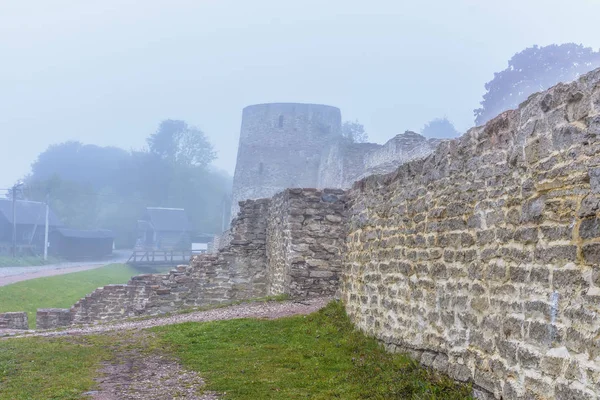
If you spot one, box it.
[1,0,599,188]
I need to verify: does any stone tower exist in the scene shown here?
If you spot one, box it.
[231,103,342,219]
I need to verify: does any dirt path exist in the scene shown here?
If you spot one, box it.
[9,298,331,400]
[88,332,219,400]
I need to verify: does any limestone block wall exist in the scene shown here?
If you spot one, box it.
[361,131,442,178]
[341,68,600,399]
[208,230,232,254]
[317,132,441,191]
[0,312,28,330]
[34,187,350,329]
[267,188,347,297]
[318,140,382,189]
[37,309,73,330]
[38,198,271,329]
[231,103,343,219]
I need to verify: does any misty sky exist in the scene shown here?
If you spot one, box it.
[1,0,599,188]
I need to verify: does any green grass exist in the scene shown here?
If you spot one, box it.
[0,263,170,328]
[0,256,61,267]
[0,336,112,400]
[152,301,472,399]
[0,301,472,399]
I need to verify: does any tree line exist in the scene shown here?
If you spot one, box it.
[421,43,600,139]
[15,42,600,249]
[21,120,231,248]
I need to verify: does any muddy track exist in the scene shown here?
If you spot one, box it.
[87,332,219,400]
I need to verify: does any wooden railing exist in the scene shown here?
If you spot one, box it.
[126,250,194,266]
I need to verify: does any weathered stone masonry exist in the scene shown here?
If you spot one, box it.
[231,102,440,220]
[342,68,600,399]
[36,199,271,328]
[36,189,346,328]
[267,188,347,297]
[24,67,600,399]
[0,312,28,330]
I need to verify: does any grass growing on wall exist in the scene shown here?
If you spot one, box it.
[0,263,169,328]
[152,301,472,399]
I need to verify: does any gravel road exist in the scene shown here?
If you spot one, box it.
[0,250,131,287]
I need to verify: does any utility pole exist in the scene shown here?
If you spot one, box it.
[44,195,49,261]
[11,182,23,258]
[11,187,16,258]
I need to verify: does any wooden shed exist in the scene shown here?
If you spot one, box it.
[136,207,192,251]
[49,228,115,260]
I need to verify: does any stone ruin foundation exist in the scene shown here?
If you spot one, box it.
[4,67,600,399]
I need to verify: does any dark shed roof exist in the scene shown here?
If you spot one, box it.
[193,233,217,243]
[54,228,115,239]
[144,207,191,232]
[0,199,62,226]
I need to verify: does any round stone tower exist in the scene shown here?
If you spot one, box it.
[231,103,342,219]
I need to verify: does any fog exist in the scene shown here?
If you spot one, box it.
[2,0,599,188]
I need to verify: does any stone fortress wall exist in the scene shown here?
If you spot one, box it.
[5,67,600,400]
[230,102,441,220]
[342,68,600,399]
[266,188,347,297]
[33,189,347,330]
[231,103,343,219]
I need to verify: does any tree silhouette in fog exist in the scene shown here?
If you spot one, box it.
[147,120,216,168]
[342,120,368,143]
[474,43,600,125]
[421,117,459,139]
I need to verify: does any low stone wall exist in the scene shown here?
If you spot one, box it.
[33,188,351,329]
[37,309,72,330]
[208,230,232,254]
[0,312,28,330]
[267,188,347,297]
[37,198,271,329]
[342,68,600,399]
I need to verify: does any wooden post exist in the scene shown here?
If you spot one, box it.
[11,188,16,258]
[43,200,49,261]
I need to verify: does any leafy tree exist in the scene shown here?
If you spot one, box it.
[342,120,368,143]
[30,142,129,190]
[147,119,216,168]
[474,43,600,125]
[25,175,99,229]
[24,120,231,248]
[421,117,459,139]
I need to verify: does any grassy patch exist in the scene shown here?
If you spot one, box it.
[153,301,472,399]
[0,336,111,400]
[0,263,170,328]
[0,256,61,267]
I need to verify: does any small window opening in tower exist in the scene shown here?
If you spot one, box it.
[278,115,284,128]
